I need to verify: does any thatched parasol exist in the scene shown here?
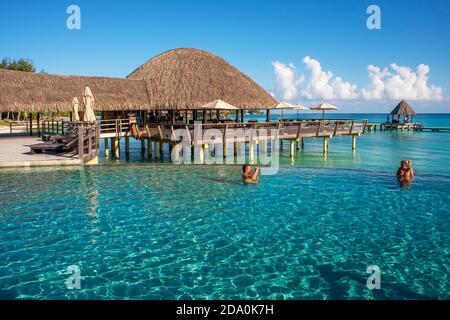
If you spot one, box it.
[273,101,298,118]
[82,86,96,123]
[200,99,238,110]
[293,104,309,119]
[72,97,80,121]
[310,102,339,119]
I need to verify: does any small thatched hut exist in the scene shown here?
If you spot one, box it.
[389,100,416,123]
[0,48,276,114]
[390,100,416,116]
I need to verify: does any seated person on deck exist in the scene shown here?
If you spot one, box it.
[242,164,259,184]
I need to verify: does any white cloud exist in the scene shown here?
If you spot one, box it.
[301,56,359,100]
[272,57,444,103]
[272,61,303,101]
[362,63,443,101]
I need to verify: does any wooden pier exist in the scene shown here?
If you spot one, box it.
[97,119,367,162]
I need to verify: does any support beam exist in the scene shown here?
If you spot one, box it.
[301,137,305,149]
[104,138,109,158]
[141,139,146,153]
[147,139,153,158]
[295,138,300,151]
[323,136,329,154]
[114,138,120,159]
[125,136,130,155]
[352,135,357,150]
[234,141,239,155]
[249,141,255,164]
[290,139,295,157]
[154,141,160,159]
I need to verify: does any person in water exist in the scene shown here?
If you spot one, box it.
[242,164,259,183]
[397,160,414,188]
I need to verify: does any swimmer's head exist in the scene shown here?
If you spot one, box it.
[243,164,251,173]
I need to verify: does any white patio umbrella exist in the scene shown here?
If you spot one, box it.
[273,101,298,119]
[82,86,97,123]
[72,97,80,121]
[310,102,339,119]
[200,99,239,110]
[293,104,309,119]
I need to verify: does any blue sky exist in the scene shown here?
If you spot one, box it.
[1,0,449,112]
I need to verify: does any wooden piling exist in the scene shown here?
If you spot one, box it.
[141,139,146,153]
[147,139,152,158]
[352,135,357,150]
[114,138,120,159]
[249,142,255,164]
[104,138,109,158]
[323,136,329,154]
[290,139,295,157]
[125,136,130,155]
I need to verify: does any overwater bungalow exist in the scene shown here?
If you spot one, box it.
[0,48,367,167]
[385,100,418,130]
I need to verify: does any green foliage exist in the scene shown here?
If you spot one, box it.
[0,58,36,72]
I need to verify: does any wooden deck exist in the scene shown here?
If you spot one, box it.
[0,137,81,168]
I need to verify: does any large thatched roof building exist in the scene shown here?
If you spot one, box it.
[0,48,276,112]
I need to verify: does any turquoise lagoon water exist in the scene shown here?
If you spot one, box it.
[0,114,449,300]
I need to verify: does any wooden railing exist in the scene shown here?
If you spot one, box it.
[77,123,100,162]
[139,119,368,144]
[98,119,131,137]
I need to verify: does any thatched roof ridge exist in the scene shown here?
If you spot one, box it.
[0,69,150,112]
[390,100,416,115]
[127,48,276,110]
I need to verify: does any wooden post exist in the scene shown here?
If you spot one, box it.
[261,140,267,153]
[290,139,295,157]
[147,139,152,158]
[114,138,120,159]
[199,144,205,164]
[266,109,270,122]
[352,135,357,150]
[159,142,164,156]
[78,125,84,160]
[323,136,329,154]
[296,139,300,151]
[234,141,239,155]
[29,116,33,136]
[249,141,255,164]
[301,137,305,149]
[141,139,145,153]
[104,138,109,158]
[155,141,160,159]
[37,113,41,137]
[125,136,130,155]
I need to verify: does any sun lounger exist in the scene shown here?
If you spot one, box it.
[30,143,66,154]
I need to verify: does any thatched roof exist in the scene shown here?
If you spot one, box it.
[390,100,416,115]
[0,69,150,112]
[127,48,276,110]
[0,48,276,112]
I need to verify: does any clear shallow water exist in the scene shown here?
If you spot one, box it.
[0,165,449,300]
[1,113,450,300]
